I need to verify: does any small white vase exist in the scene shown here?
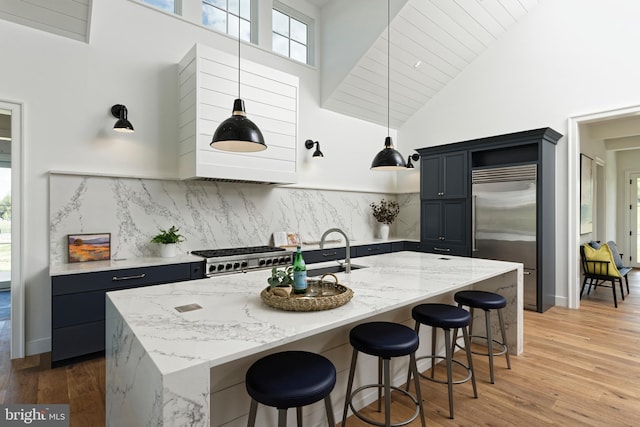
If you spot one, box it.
[377,223,390,240]
[159,243,177,258]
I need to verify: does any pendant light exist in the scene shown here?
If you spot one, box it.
[211,21,266,152]
[371,0,407,170]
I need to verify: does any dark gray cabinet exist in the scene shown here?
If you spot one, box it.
[51,261,203,367]
[417,128,561,312]
[421,151,468,199]
[420,199,468,256]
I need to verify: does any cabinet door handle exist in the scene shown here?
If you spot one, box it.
[434,247,451,252]
[322,252,337,257]
[112,273,146,281]
[523,271,531,275]
[438,192,444,196]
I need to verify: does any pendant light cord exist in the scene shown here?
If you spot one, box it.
[238,20,241,98]
[387,0,390,138]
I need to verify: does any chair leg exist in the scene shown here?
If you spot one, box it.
[341,348,359,427]
[324,395,336,427]
[377,357,382,412]
[247,399,258,427]
[296,407,302,427]
[611,279,618,308]
[444,328,454,419]
[383,358,392,427]
[625,274,630,294]
[497,308,511,370]
[409,352,427,427]
[580,276,589,298]
[278,408,287,427]
[430,326,436,379]
[619,278,625,301]
[406,322,421,392]
[485,309,495,384]
[462,326,478,398]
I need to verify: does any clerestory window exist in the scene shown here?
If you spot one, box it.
[202,0,251,42]
[272,3,313,65]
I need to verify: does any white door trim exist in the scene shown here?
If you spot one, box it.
[568,104,640,309]
[627,171,640,268]
[0,100,24,359]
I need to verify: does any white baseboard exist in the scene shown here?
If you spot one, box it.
[26,337,50,357]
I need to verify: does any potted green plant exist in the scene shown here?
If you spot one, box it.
[150,226,185,258]
[267,266,294,297]
[370,199,400,240]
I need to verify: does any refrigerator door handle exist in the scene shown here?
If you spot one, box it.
[471,195,477,252]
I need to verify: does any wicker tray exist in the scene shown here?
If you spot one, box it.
[260,273,354,312]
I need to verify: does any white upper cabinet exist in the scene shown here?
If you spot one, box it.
[178,43,299,184]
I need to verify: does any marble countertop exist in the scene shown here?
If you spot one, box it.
[106,251,521,376]
[50,238,418,276]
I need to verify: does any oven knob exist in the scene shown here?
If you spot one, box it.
[233,262,240,269]
[259,259,266,266]
[266,259,272,265]
[208,265,216,273]
[225,263,233,270]
[217,264,224,271]
[241,261,248,268]
[279,257,286,264]
[273,258,280,265]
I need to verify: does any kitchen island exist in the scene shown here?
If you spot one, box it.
[105,251,522,427]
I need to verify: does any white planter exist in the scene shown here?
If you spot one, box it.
[159,243,177,258]
[377,223,390,240]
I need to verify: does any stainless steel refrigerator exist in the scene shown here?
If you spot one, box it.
[471,164,538,310]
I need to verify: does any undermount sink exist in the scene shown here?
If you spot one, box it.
[306,264,366,277]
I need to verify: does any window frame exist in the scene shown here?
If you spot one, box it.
[272,1,315,66]
[201,0,258,44]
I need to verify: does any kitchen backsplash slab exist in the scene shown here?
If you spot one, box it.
[50,174,420,264]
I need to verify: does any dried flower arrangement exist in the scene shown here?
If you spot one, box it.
[369,199,400,225]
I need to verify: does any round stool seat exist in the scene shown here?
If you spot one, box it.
[246,351,336,409]
[412,303,471,329]
[455,290,507,310]
[350,321,419,358]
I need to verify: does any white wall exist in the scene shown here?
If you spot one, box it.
[0,0,409,354]
[398,0,640,307]
[615,149,640,256]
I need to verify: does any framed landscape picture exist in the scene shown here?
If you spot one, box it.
[68,233,111,263]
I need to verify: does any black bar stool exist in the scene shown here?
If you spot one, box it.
[406,303,477,419]
[453,290,511,384]
[342,321,426,427]
[245,350,336,427]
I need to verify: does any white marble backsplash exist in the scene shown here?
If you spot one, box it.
[50,174,420,263]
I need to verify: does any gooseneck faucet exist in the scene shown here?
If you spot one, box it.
[320,228,351,273]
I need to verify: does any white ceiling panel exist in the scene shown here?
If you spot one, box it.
[322,0,540,128]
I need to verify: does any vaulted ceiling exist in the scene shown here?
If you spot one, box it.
[320,0,540,129]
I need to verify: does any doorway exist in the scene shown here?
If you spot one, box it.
[0,100,23,359]
[628,172,640,268]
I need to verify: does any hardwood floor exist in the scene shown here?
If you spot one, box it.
[1,271,639,426]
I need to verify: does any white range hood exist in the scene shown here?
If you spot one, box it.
[178,44,299,184]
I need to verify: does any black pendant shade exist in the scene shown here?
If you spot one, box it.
[371,137,406,170]
[211,99,266,152]
[111,104,134,133]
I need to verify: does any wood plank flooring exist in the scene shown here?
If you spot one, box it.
[1,271,639,427]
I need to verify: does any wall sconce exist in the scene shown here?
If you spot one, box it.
[406,153,419,168]
[111,104,134,133]
[305,139,324,158]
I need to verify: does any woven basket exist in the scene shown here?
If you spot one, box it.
[260,273,354,312]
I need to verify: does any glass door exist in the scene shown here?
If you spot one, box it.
[629,173,640,268]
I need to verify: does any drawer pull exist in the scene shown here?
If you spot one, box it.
[433,247,451,253]
[112,273,146,281]
[322,252,337,257]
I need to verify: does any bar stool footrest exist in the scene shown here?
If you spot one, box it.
[415,355,473,385]
[455,335,508,357]
[348,384,420,427]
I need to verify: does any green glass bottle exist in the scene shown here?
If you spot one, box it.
[292,246,307,294]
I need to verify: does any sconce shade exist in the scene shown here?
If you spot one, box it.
[371,137,406,170]
[111,104,134,133]
[304,139,324,158]
[211,99,266,152]
[406,153,419,168]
